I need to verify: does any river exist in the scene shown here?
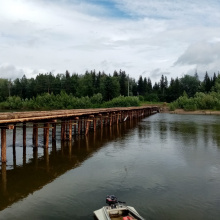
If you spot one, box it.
[1,113,220,219]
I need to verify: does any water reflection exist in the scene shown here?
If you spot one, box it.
[1,114,220,219]
[0,118,140,211]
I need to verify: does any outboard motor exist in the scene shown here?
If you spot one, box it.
[106,195,118,205]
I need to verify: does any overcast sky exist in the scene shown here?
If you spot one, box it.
[0,0,220,83]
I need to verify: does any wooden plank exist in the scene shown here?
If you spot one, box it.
[0,106,159,124]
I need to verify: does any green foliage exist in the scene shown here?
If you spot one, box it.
[138,95,144,102]
[169,102,178,111]
[102,96,140,108]
[90,93,103,105]
[0,92,139,110]
[144,93,159,102]
[179,74,200,97]
[170,86,220,111]
[0,78,9,102]
[1,70,220,111]
[183,98,197,111]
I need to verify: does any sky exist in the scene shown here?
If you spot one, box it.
[0,0,220,83]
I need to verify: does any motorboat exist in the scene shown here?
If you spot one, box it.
[94,195,145,220]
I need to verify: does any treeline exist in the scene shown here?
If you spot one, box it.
[0,69,219,110]
[0,70,134,102]
[170,73,220,111]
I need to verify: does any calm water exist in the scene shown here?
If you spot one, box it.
[1,113,220,219]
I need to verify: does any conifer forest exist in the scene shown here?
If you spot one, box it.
[0,69,220,110]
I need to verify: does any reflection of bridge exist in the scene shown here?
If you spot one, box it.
[0,117,148,211]
[0,106,159,163]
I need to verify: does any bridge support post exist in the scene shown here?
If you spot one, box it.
[13,124,16,147]
[52,122,56,141]
[33,123,38,147]
[1,162,7,195]
[44,148,49,172]
[61,120,65,140]
[44,123,49,148]
[69,120,72,140]
[110,114,112,127]
[74,123,76,135]
[78,119,81,135]
[23,122,26,148]
[93,118,96,132]
[85,120,90,135]
[1,128,6,163]
[117,113,119,125]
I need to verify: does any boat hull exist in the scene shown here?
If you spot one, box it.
[94,205,145,220]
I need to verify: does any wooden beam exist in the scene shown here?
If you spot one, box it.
[52,122,56,141]
[61,120,65,140]
[1,128,6,163]
[44,122,50,148]
[69,120,72,140]
[23,122,26,148]
[1,163,7,195]
[33,123,38,147]
[13,124,16,147]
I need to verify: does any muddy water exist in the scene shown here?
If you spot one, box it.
[1,113,220,219]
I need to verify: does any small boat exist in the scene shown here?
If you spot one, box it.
[94,195,145,220]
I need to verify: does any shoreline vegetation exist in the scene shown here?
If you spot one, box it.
[162,108,220,115]
[0,93,141,111]
[1,70,220,113]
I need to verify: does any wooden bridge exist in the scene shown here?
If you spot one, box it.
[0,106,159,163]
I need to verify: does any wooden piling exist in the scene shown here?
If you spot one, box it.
[33,123,38,147]
[23,122,26,148]
[61,120,65,140]
[13,124,16,147]
[52,122,56,141]
[1,163,7,195]
[1,128,7,163]
[69,120,72,140]
[33,147,38,168]
[110,114,112,127]
[44,148,49,172]
[93,118,96,132]
[85,120,90,135]
[44,122,49,148]
[68,141,72,159]
[74,123,76,135]
[78,119,81,135]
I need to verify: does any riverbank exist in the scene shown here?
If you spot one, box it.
[162,107,220,115]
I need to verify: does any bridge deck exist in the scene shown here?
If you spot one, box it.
[0,106,159,124]
[0,106,160,163]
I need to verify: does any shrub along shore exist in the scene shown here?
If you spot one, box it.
[0,92,140,111]
[163,108,220,115]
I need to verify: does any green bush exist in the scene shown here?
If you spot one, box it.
[170,90,220,111]
[103,96,140,108]
[169,102,178,111]
[144,93,159,102]
[90,93,103,105]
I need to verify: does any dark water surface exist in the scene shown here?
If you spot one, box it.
[1,113,220,219]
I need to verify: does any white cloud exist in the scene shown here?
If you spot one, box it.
[175,41,220,65]
[0,0,220,83]
[0,63,45,79]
